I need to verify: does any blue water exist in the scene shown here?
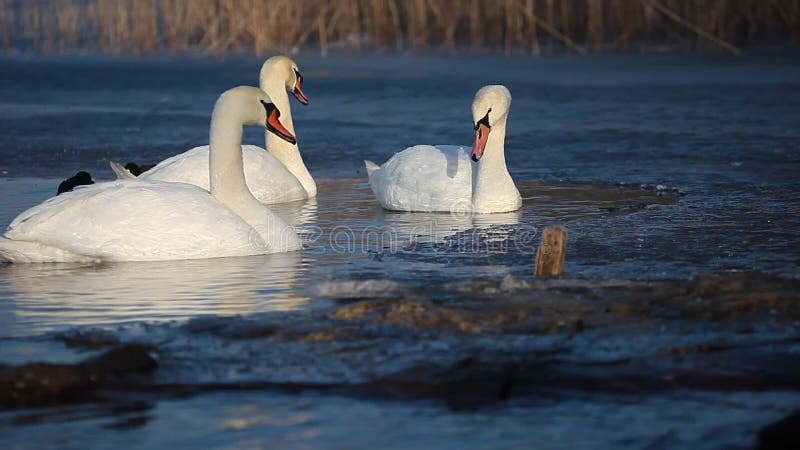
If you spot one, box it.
[1,52,799,448]
[1,53,798,280]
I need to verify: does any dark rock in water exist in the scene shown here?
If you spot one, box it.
[358,357,525,410]
[124,162,155,176]
[0,343,157,409]
[759,411,800,450]
[56,171,93,195]
[80,344,158,376]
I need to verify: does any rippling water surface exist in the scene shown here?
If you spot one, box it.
[0,53,799,449]
[0,177,678,336]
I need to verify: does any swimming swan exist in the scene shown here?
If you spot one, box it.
[365,85,521,214]
[0,86,302,263]
[118,55,316,203]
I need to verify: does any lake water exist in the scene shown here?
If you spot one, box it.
[0,52,799,449]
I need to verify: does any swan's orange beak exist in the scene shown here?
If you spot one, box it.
[293,84,309,105]
[293,85,309,105]
[292,70,309,105]
[266,104,297,145]
[471,122,490,162]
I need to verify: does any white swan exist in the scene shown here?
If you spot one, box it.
[123,55,316,203]
[365,85,521,214]
[0,86,302,263]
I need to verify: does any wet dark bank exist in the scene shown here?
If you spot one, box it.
[2,271,800,449]
[4,271,800,404]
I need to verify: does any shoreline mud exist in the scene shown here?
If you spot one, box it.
[3,271,798,409]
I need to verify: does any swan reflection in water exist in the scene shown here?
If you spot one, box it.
[311,179,529,255]
[369,208,525,254]
[270,196,319,231]
[1,250,306,336]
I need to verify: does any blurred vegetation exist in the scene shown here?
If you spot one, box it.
[0,0,798,56]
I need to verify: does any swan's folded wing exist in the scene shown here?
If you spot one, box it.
[371,145,472,212]
[141,145,308,203]
[140,145,213,190]
[5,180,261,261]
[240,145,308,204]
[7,181,122,233]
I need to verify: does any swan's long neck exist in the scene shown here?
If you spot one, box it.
[262,81,317,197]
[209,103,251,205]
[209,99,298,252]
[471,114,520,212]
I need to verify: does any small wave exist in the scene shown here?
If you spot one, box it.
[308,279,404,299]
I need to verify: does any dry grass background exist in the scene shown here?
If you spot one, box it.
[1,0,798,56]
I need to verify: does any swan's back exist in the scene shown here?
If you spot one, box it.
[141,145,307,203]
[367,145,473,212]
[5,180,267,261]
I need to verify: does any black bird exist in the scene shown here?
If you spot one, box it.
[57,171,94,195]
[123,162,155,176]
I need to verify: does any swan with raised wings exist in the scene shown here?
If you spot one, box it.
[116,55,316,203]
[0,86,302,263]
[365,85,521,214]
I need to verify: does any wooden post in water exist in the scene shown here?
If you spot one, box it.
[535,225,568,276]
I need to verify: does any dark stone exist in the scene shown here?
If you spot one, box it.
[0,344,157,409]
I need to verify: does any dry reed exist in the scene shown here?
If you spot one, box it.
[0,0,797,56]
